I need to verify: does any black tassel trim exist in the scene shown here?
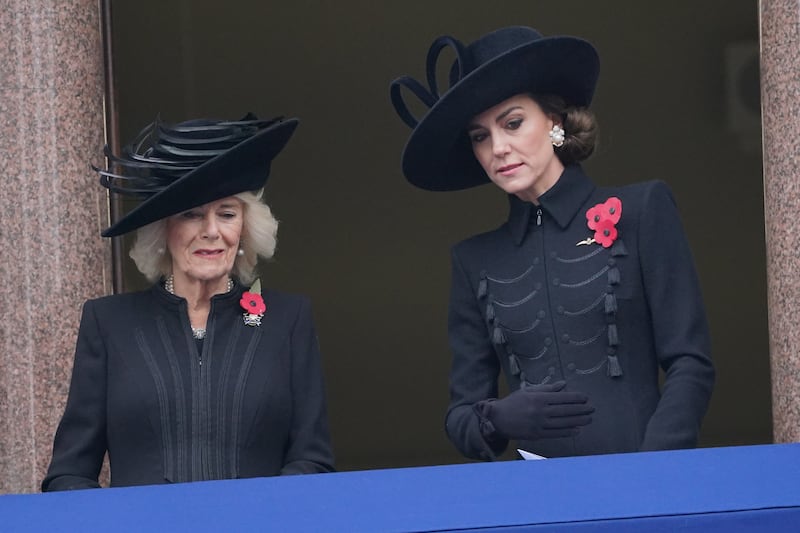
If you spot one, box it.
[611,239,628,257]
[477,277,487,299]
[492,327,506,345]
[509,355,520,376]
[608,267,620,285]
[603,248,623,379]
[607,355,623,377]
[486,303,495,323]
[605,293,617,314]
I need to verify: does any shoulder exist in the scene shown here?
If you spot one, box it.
[261,289,318,336]
[452,224,509,258]
[599,179,674,204]
[262,288,310,305]
[597,180,679,223]
[262,289,313,316]
[76,288,159,337]
[82,287,157,313]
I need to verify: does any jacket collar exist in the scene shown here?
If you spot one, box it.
[508,164,596,245]
[152,277,246,309]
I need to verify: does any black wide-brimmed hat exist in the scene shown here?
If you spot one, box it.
[390,26,599,191]
[97,113,298,237]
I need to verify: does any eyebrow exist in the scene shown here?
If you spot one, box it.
[467,106,524,132]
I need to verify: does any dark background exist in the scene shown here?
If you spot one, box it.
[109,0,769,470]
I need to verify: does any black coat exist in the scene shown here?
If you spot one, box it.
[445,165,714,460]
[42,282,334,490]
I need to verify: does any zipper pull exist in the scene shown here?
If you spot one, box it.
[536,208,542,226]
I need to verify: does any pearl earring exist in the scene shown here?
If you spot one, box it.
[237,248,245,257]
[549,124,565,147]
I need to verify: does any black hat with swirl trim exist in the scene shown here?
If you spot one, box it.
[390,26,599,191]
[97,113,298,237]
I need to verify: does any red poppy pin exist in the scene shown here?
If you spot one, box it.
[240,278,266,327]
[577,197,622,248]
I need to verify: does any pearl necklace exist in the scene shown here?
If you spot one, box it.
[164,275,234,339]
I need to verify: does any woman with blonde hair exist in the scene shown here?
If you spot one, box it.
[43,114,334,490]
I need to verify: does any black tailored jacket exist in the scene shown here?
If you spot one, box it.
[42,281,334,490]
[445,165,714,460]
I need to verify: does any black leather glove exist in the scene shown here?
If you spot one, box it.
[484,381,594,441]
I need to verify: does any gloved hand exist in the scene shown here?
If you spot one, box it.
[485,381,594,441]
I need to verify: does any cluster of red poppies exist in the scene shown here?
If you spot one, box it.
[585,197,622,248]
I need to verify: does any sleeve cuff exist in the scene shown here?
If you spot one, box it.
[473,400,509,459]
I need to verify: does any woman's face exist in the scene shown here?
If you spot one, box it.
[166,196,244,285]
[468,94,564,202]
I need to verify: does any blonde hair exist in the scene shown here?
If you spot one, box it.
[129,190,278,285]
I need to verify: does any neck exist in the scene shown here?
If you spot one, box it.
[165,274,232,308]
[165,274,233,331]
[515,158,565,204]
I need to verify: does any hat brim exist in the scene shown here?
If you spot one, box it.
[102,118,299,237]
[401,36,599,191]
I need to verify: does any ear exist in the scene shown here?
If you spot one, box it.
[547,113,562,129]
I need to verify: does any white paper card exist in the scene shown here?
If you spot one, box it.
[517,448,547,460]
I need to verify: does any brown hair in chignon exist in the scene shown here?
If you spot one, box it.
[531,93,598,165]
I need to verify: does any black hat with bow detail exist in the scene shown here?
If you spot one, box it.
[390,26,599,191]
[97,114,298,237]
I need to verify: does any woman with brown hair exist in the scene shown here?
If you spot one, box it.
[391,27,714,461]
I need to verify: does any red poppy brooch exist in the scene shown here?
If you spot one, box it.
[577,197,622,248]
[240,278,266,327]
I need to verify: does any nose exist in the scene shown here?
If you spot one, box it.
[201,213,220,239]
[491,133,510,158]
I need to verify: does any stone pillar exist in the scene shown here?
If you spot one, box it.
[761,0,800,443]
[0,1,110,493]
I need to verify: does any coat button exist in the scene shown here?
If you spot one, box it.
[608,258,616,266]
[607,347,617,355]
[552,278,560,286]
[544,337,552,346]
[537,310,546,319]
[536,282,542,290]
[567,362,576,371]
[561,334,570,343]
[548,367,556,375]
[533,257,540,265]
[556,305,564,314]
[550,251,557,259]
